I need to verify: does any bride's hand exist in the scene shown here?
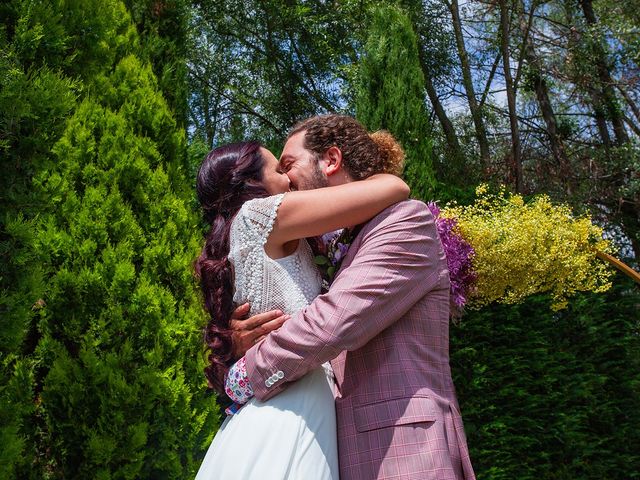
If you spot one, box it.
[229,303,291,359]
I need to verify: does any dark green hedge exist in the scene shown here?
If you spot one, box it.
[452,273,640,479]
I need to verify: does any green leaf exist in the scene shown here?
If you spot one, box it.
[314,255,329,265]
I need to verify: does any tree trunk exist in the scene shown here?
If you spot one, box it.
[589,87,614,148]
[579,0,629,145]
[426,75,464,159]
[499,0,523,192]
[565,20,612,148]
[202,82,216,148]
[518,2,571,192]
[617,84,640,130]
[623,115,640,138]
[414,43,464,160]
[447,0,491,167]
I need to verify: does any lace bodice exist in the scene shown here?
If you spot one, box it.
[228,194,322,316]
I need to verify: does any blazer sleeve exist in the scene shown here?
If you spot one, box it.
[245,200,449,401]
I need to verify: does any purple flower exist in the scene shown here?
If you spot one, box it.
[333,242,349,264]
[427,202,440,217]
[321,230,341,252]
[315,228,355,290]
[428,202,476,310]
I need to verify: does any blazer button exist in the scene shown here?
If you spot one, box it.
[270,374,278,383]
[265,379,272,387]
[276,371,284,379]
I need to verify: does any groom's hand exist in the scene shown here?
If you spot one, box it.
[229,303,290,359]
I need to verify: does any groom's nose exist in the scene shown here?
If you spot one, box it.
[286,173,297,191]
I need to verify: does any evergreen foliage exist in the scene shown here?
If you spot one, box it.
[1,2,84,476]
[355,4,436,200]
[29,56,218,479]
[1,1,218,478]
[451,273,640,479]
[124,0,190,127]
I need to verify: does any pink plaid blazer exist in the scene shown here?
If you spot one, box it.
[246,200,476,480]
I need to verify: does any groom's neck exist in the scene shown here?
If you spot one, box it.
[326,170,354,187]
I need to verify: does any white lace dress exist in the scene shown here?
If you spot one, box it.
[195,194,339,480]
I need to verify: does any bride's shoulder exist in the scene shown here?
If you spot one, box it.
[231,193,287,242]
[239,194,286,219]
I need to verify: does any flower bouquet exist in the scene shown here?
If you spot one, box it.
[430,185,638,313]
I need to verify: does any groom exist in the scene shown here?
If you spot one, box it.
[230,114,475,479]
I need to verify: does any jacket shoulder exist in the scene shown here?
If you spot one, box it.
[362,199,433,234]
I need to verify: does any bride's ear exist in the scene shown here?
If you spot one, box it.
[323,146,343,177]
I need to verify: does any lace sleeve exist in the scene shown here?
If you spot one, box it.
[239,194,286,244]
[228,194,286,308]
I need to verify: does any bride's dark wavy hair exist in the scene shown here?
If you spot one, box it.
[195,141,269,395]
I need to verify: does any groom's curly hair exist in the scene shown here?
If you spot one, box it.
[289,114,404,178]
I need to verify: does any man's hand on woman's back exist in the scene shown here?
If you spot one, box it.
[229,303,290,359]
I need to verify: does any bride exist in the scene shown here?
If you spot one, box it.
[194,137,408,479]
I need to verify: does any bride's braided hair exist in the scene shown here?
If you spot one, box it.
[195,141,269,395]
[289,114,405,178]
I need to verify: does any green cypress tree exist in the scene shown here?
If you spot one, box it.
[2,1,218,478]
[1,2,82,476]
[124,0,190,128]
[29,55,218,479]
[355,4,436,200]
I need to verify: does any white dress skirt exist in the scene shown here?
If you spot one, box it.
[195,194,339,479]
[195,364,337,479]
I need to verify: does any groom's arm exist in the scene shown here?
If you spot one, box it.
[245,200,448,402]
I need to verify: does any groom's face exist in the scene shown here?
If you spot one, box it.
[279,131,328,191]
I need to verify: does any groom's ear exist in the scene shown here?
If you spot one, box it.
[323,146,343,177]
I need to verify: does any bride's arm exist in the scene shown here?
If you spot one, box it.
[267,174,409,246]
[247,201,443,402]
[224,200,442,407]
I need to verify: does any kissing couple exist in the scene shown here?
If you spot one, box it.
[194,115,476,480]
